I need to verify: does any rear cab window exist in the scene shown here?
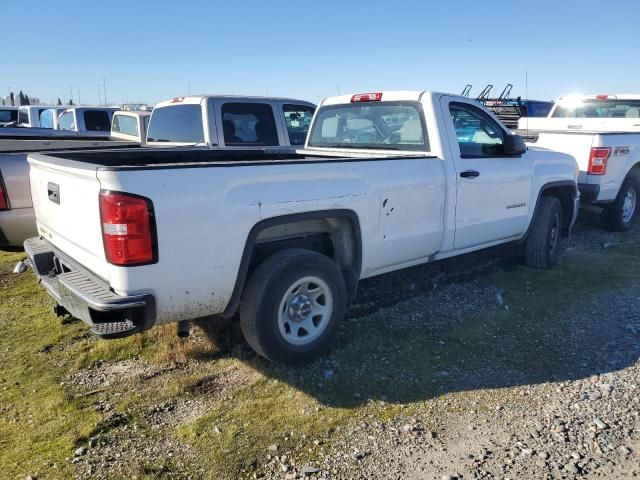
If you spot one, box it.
[112,114,139,137]
[283,104,315,145]
[147,104,205,144]
[84,110,111,131]
[552,99,640,118]
[220,102,279,146]
[308,101,428,151]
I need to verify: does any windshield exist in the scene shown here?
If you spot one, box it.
[147,104,204,143]
[308,101,428,151]
[553,99,640,118]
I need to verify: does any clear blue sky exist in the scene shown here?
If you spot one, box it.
[5,0,640,106]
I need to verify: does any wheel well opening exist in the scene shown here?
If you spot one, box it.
[250,216,360,296]
[542,187,575,234]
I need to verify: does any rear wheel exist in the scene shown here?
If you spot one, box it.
[524,196,563,269]
[239,249,347,364]
[601,176,639,232]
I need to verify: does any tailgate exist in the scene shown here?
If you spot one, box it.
[28,154,109,280]
[534,132,594,176]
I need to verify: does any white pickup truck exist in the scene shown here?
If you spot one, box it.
[146,95,315,148]
[22,91,579,363]
[56,107,119,137]
[519,94,640,230]
[110,110,151,144]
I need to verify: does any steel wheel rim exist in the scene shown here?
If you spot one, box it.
[277,276,333,346]
[622,187,637,223]
[549,212,560,255]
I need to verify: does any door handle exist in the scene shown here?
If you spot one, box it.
[460,170,480,179]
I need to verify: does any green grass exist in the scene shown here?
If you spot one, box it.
[0,234,639,479]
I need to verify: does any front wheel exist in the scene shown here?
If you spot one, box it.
[601,176,639,232]
[240,249,347,364]
[524,196,563,269]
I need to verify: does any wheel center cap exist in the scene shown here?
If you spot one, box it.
[289,294,312,322]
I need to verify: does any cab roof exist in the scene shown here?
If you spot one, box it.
[557,93,640,101]
[155,94,315,109]
[319,90,462,106]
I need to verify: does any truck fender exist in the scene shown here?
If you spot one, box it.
[221,209,362,318]
[523,180,578,240]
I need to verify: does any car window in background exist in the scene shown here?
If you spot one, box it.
[112,114,139,137]
[57,111,75,130]
[221,102,279,146]
[553,99,640,118]
[308,101,427,151]
[147,105,204,143]
[84,110,111,131]
[0,109,17,123]
[39,109,54,128]
[18,108,29,124]
[282,104,315,145]
[449,102,504,157]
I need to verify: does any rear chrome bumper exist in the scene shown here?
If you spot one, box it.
[23,237,155,339]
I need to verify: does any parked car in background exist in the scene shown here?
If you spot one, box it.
[110,110,151,144]
[38,107,70,129]
[0,133,137,247]
[17,105,63,128]
[0,106,18,126]
[22,90,578,363]
[521,94,640,231]
[56,107,118,137]
[146,95,315,149]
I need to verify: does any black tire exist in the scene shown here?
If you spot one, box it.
[524,196,563,269]
[239,248,347,364]
[601,176,639,232]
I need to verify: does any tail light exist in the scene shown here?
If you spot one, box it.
[351,92,382,103]
[588,147,611,175]
[0,171,9,211]
[99,190,157,266]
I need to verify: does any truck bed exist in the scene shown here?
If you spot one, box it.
[32,148,430,170]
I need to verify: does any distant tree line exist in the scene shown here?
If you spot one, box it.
[6,91,71,106]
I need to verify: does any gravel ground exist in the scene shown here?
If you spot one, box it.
[255,213,640,480]
[10,211,638,480]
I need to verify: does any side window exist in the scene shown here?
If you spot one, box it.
[448,102,505,157]
[57,111,75,131]
[112,115,139,136]
[221,102,278,146]
[84,110,111,131]
[282,104,315,145]
[18,109,29,125]
[39,110,54,128]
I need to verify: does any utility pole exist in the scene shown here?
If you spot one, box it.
[103,77,107,106]
[70,86,73,104]
[98,84,102,106]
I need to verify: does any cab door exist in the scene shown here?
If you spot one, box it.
[441,97,533,250]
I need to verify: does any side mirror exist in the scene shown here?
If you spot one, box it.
[503,134,526,156]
